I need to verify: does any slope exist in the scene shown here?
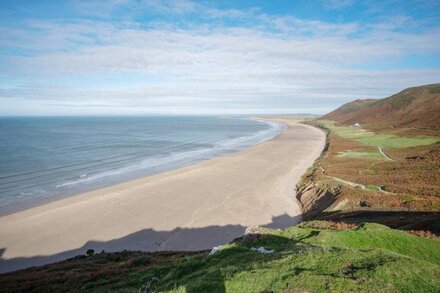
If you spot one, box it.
[321,83,440,133]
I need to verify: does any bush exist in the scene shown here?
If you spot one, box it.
[129,256,153,267]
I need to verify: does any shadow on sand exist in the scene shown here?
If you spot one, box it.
[0,228,323,293]
[0,213,301,274]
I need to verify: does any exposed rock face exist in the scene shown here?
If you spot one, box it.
[296,182,339,220]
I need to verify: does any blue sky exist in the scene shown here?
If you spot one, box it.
[1,0,440,115]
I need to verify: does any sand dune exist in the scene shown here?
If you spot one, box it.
[0,119,324,272]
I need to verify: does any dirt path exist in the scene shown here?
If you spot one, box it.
[378,146,393,161]
[321,168,396,195]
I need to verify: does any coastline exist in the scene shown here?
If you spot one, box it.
[0,117,285,217]
[0,119,325,273]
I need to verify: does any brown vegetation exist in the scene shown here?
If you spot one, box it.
[296,84,440,235]
[298,125,440,211]
[407,229,439,239]
[321,83,440,134]
[0,250,205,292]
[298,220,358,231]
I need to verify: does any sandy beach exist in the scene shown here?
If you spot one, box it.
[0,119,325,273]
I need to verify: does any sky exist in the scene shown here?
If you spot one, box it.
[0,0,440,116]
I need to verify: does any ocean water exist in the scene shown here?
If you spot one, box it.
[0,116,285,214]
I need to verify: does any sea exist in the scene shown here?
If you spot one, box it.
[0,116,285,214]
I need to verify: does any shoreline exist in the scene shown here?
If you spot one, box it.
[0,119,325,273]
[0,117,285,217]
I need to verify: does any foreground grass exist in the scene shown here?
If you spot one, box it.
[2,222,439,292]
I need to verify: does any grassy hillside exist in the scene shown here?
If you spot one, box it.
[295,84,440,237]
[321,83,440,134]
[1,222,439,292]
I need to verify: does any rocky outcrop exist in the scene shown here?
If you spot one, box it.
[296,182,339,220]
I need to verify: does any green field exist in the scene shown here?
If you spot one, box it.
[320,120,439,149]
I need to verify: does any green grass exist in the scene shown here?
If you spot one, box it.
[3,222,439,292]
[302,223,440,264]
[337,150,386,160]
[320,120,439,149]
[400,195,415,204]
[357,135,439,149]
[143,223,440,292]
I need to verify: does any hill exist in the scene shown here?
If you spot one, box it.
[295,83,440,243]
[321,83,440,133]
[1,222,439,292]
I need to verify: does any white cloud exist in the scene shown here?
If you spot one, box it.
[1,1,439,115]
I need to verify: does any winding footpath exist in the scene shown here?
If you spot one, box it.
[378,146,394,161]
